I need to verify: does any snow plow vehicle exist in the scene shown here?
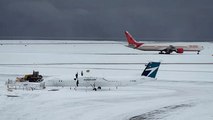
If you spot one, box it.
[5,71,45,90]
[16,71,43,82]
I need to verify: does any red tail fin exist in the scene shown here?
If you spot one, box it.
[125,31,143,48]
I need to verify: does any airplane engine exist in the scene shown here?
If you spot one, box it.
[176,48,184,53]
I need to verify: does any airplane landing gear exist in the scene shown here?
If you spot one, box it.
[91,83,99,91]
[197,51,200,54]
[92,87,101,91]
[159,51,164,54]
[159,50,172,54]
[92,86,101,91]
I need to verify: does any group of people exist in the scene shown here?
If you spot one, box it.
[74,71,84,87]
[75,71,84,79]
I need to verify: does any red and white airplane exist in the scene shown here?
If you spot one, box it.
[125,31,204,54]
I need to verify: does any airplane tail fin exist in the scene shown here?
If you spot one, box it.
[125,31,143,48]
[141,62,161,78]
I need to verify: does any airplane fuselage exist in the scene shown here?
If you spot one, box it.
[78,77,116,87]
[128,43,203,52]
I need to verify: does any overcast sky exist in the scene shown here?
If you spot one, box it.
[0,0,213,41]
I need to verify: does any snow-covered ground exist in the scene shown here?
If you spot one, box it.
[0,40,213,120]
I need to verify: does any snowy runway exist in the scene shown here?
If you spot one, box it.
[1,81,213,120]
[0,40,213,120]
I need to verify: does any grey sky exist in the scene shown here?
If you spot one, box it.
[0,0,213,41]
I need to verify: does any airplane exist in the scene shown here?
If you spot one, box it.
[75,62,161,91]
[45,62,161,91]
[125,31,204,54]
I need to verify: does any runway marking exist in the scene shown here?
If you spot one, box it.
[129,103,192,120]
[71,53,203,56]
[0,62,213,66]
[0,42,123,45]
[6,95,19,97]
